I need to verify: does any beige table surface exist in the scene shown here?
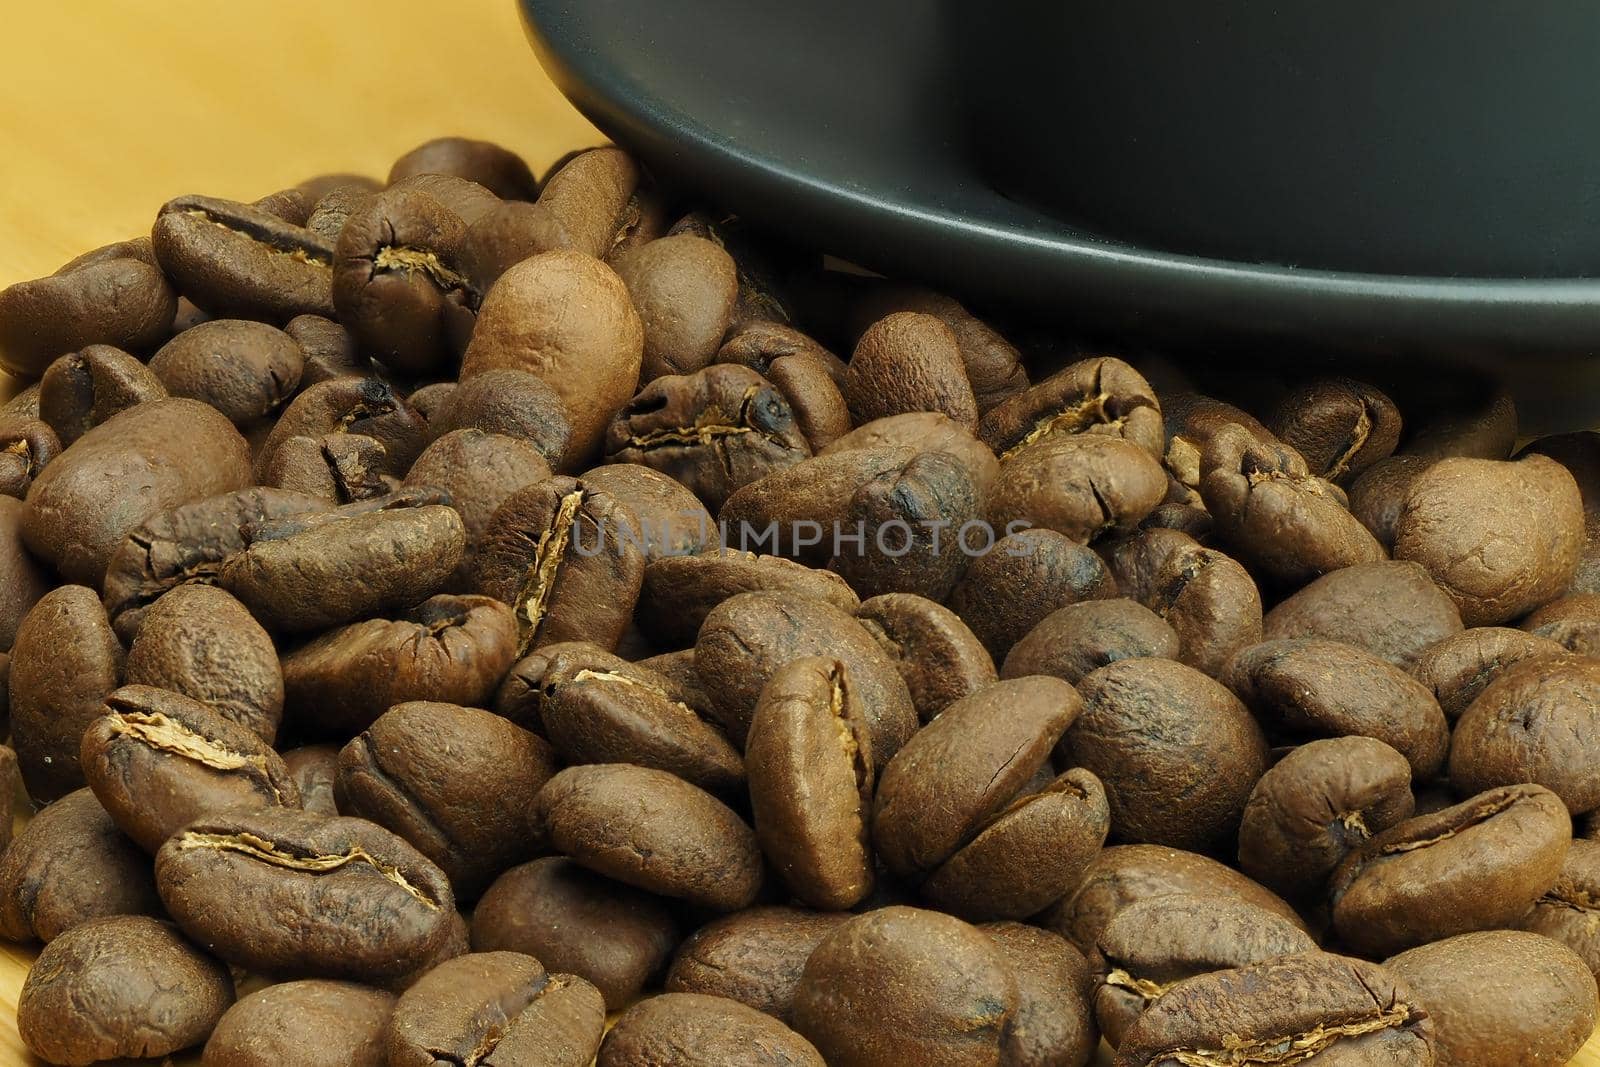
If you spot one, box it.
[0,2,1595,1065]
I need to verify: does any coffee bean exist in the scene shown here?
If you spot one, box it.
[1410,625,1569,719]
[1403,384,1517,461]
[613,235,740,381]
[979,355,1163,462]
[0,415,59,500]
[601,992,824,1067]
[10,585,125,801]
[153,193,336,321]
[1523,838,1600,978]
[950,528,1118,659]
[537,763,764,911]
[846,312,978,430]
[1115,951,1435,1066]
[639,548,859,648]
[403,428,552,586]
[579,462,714,562]
[1330,783,1570,956]
[1262,559,1463,669]
[386,952,605,1067]
[605,180,674,264]
[1267,376,1402,482]
[156,807,456,981]
[256,376,427,479]
[19,915,234,1066]
[0,789,160,943]
[38,345,165,446]
[1001,598,1178,685]
[429,367,572,464]
[666,907,848,1022]
[281,744,339,816]
[1386,931,1597,1067]
[1522,591,1600,654]
[202,980,395,1067]
[304,184,375,242]
[0,496,50,651]
[823,411,1000,495]
[989,433,1168,543]
[1348,453,1434,547]
[383,908,471,994]
[459,198,575,287]
[260,432,392,502]
[828,449,982,602]
[0,384,40,420]
[535,148,642,260]
[977,923,1094,1067]
[24,398,251,586]
[284,313,365,386]
[389,137,539,200]
[1160,390,1278,492]
[473,857,680,1011]
[792,906,1017,1067]
[1395,454,1584,625]
[149,319,304,426]
[856,592,996,720]
[718,445,916,560]
[0,238,177,378]
[718,323,851,450]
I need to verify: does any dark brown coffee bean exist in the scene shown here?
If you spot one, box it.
[665,907,848,1022]
[856,593,995,720]
[793,906,1017,1067]
[0,789,160,943]
[980,355,1163,462]
[604,179,674,263]
[428,367,572,467]
[304,184,375,243]
[846,312,978,430]
[1114,951,1435,1067]
[989,434,1168,543]
[153,193,335,321]
[1262,559,1464,669]
[1267,377,1403,482]
[601,992,823,1067]
[202,980,395,1067]
[1450,653,1600,814]
[284,313,365,386]
[281,744,339,816]
[1160,390,1278,492]
[281,594,518,735]
[0,415,59,501]
[336,701,555,898]
[0,496,51,651]
[607,364,812,510]
[475,475,645,653]
[1090,894,1318,1049]
[386,172,501,228]
[537,763,763,911]
[980,923,1096,1067]
[389,137,539,200]
[717,323,851,451]
[828,449,982,602]
[638,548,858,648]
[1063,658,1266,850]
[403,428,551,587]
[24,397,251,586]
[579,462,714,563]
[611,235,739,381]
[1002,599,1178,685]
[536,148,642,260]
[950,528,1118,659]
[694,591,918,772]
[124,585,280,742]
[11,585,125,801]
[38,345,165,447]
[259,432,392,503]
[19,915,233,1066]
[1386,931,1596,1067]
[459,199,575,288]
[101,485,327,642]
[822,411,1000,495]
[461,250,643,462]
[148,319,303,426]
[718,445,916,560]
[1226,638,1449,778]
[257,375,427,478]
[1403,384,1517,461]
[1523,838,1600,978]
[1330,784,1571,956]
[473,857,679,1011]
[379,907,471,994]
[1348,452,1433,547]
[221,493,465,632]
[1410,625,1569,719]
[1522,591,1600,654]
[81,685,299,853]
[252,185,314,225]
[1238,736,1415,900]
[1395,454,1584,625]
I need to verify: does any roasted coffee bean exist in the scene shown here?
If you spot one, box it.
[153,193,336,320]
[718,445,916,560]
[281,744,340,816]
[284,313,365,386]
[304,184,375,242]
[989,433,1167,543]
[1238,736,1414,900]
[828,449,982,602]
[607,364,812,510]
[403,428,551,587]
[1226,638,1449,778]
[845,312,978,430]
[1523,838,1600,978]
[384,908,472,994]
[1002,598,1178,685]
[717,323,851,450]
[0,788,160,943]
[982,923,1097,1067]
[793,906,1017,1067]
[1522,429,1600,511]
[336,701,555,897]
[1330,784,1571,956]
[638,549,859,648]
[0,745,16,853]
[101,485,327,642]
[1348,452,1433,547]
[537,763,764,911]
[428,367,572,466]
[389,136,539,200]
[281,594,518,735]
[613,234,739,381]
[979,355,1163,462]
[148,319,303,426]
[1262,559,1463,669]
[694,591,918,771]
[1450,653,1600,814]
[1395,454,1584,625]
[823,411,1000,495]
[1267,376,1402,482]
[855,593,995,719]
[0,495,50,651]
[387,172,502,227]
[534,644,741,793]
[125,584,282,741]
[1403,384,1517,461]
[460,198,575,287]
[81,685,298,853]
[259,432,391,502]
[257,375,427,478]
[475,475,645,653]
[332,184,479,377]
[1410,625,1569,719]
[604,179,673,263]
[950,528,1118,659]
[202,980,396,1067]
[473,857,679,1011]
[1114,951,1435,1067]
[1063,658,1266,850]
[1160,391,1278,491]
[1090,895,1318,1048]
[156,807,456,981]
[1386,931,1597,1067]
[252,185,314,225]
[0,384,40,419]
[579,462,714,563]
[601,992,824,1067]
[536,147,642,260]
[220,492,465,632]
[1522,591,1600,654]
[10,585,125,801]
[0,415,59,499]
[38,345,165,447]
[18,915,234,1067]
[666,907,848,1022]
[23,397,251,586]
[461,249,643,462]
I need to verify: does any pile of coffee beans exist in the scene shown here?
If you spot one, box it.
[3,135,1600,1066]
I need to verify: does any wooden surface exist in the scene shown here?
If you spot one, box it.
[0,3,1596,1065]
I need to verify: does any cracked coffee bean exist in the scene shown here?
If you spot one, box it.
[1267,376,1402,482]
[717,322,851,450]
[258,432,391,502]
[153,193,336,321]
[404,428,552,587]
[256,375,427,479]
[979,355,1163,462]
[855,592,995,720]
[1523,838,1600,978]
[988,433,1167,544]
[0,415,60,499]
